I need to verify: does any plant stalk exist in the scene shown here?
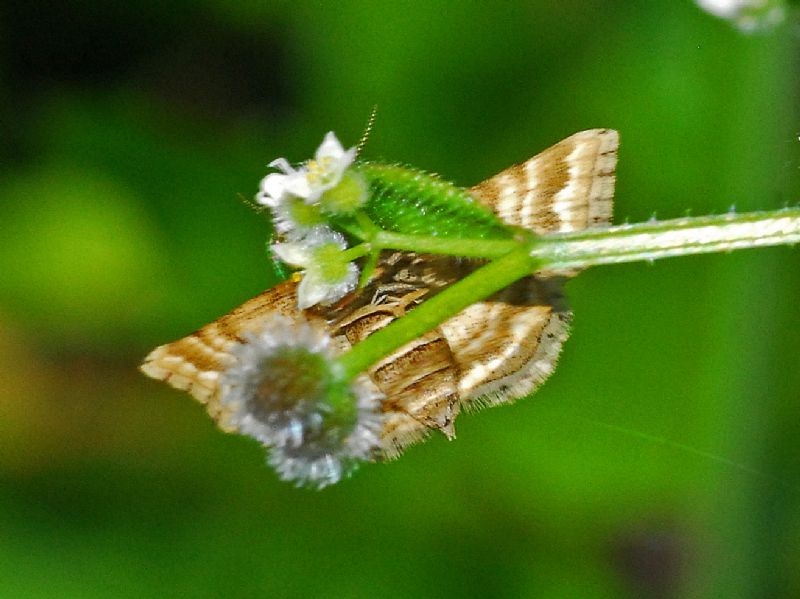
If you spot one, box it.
[531,208,800,269]
[335,245,539,380]
[336,207,800,380]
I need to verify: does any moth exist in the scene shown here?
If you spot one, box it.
[141,129,618,459]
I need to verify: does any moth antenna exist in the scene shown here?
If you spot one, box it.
[238,192,269,215]
[356,105,378,157]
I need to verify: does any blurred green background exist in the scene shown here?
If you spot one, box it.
[1,2,799,597]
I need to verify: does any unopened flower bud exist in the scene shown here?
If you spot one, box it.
[320,170,369,215]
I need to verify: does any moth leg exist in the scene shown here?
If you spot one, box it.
[370,282,419,306]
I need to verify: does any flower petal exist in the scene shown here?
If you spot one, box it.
[317,132,356,175]
[296,273,330,309]
[271,242,312,267]
[316,131,346,162]
[268,157,296,174]
[257,173,289,206]
[283,172,313,198]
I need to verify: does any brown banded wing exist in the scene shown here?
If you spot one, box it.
[442,129,618,407]
[141,253,469,460]
[140,129,618,456]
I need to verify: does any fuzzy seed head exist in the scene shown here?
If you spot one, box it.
[220,315,383,488]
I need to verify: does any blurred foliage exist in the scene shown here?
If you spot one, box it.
[1,1,799,598]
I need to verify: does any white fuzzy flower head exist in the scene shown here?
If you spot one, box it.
[695,0,786,32]
[271,228,359,309]
[220,315,383,489]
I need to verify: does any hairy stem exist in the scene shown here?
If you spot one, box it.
[372,229,521,258]
[531,208,800,269]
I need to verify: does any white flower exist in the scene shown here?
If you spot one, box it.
[255,157,312,208]
[271,228,359,309]
[695,0,785,32]
[219,314,383,489]
[255,132,356,208]
[304,132,357,202]
[255,133,359,239]
[256,160,314,238]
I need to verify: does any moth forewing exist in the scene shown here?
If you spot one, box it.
[445,128,617,408]
[438,277,572,408]
[140,281,316,431]
[140,269,462,458]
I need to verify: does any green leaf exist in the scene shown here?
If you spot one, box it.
[355,163,514,240]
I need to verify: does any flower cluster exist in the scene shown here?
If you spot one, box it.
[220,314,383,488]
[256,133,369,309]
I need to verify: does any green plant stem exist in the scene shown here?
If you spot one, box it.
[341,243,371,261]
[531,208,800,269]
[343,210,521,258]
[334,207,799,380]
[335,245,539,380]
[372,230,520,258]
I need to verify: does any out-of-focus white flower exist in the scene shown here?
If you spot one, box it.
[695,0,786,32]
[220,314,383,489]
[271,228,359,309]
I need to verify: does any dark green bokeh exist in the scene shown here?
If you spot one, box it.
[1,2,798,597]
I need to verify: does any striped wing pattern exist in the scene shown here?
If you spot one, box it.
[140,282,317,432]
[470,129,617,234]
[322,253,468,457]
[140,129,618,457]
[444,129,618,407]
[141,255,468,459]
